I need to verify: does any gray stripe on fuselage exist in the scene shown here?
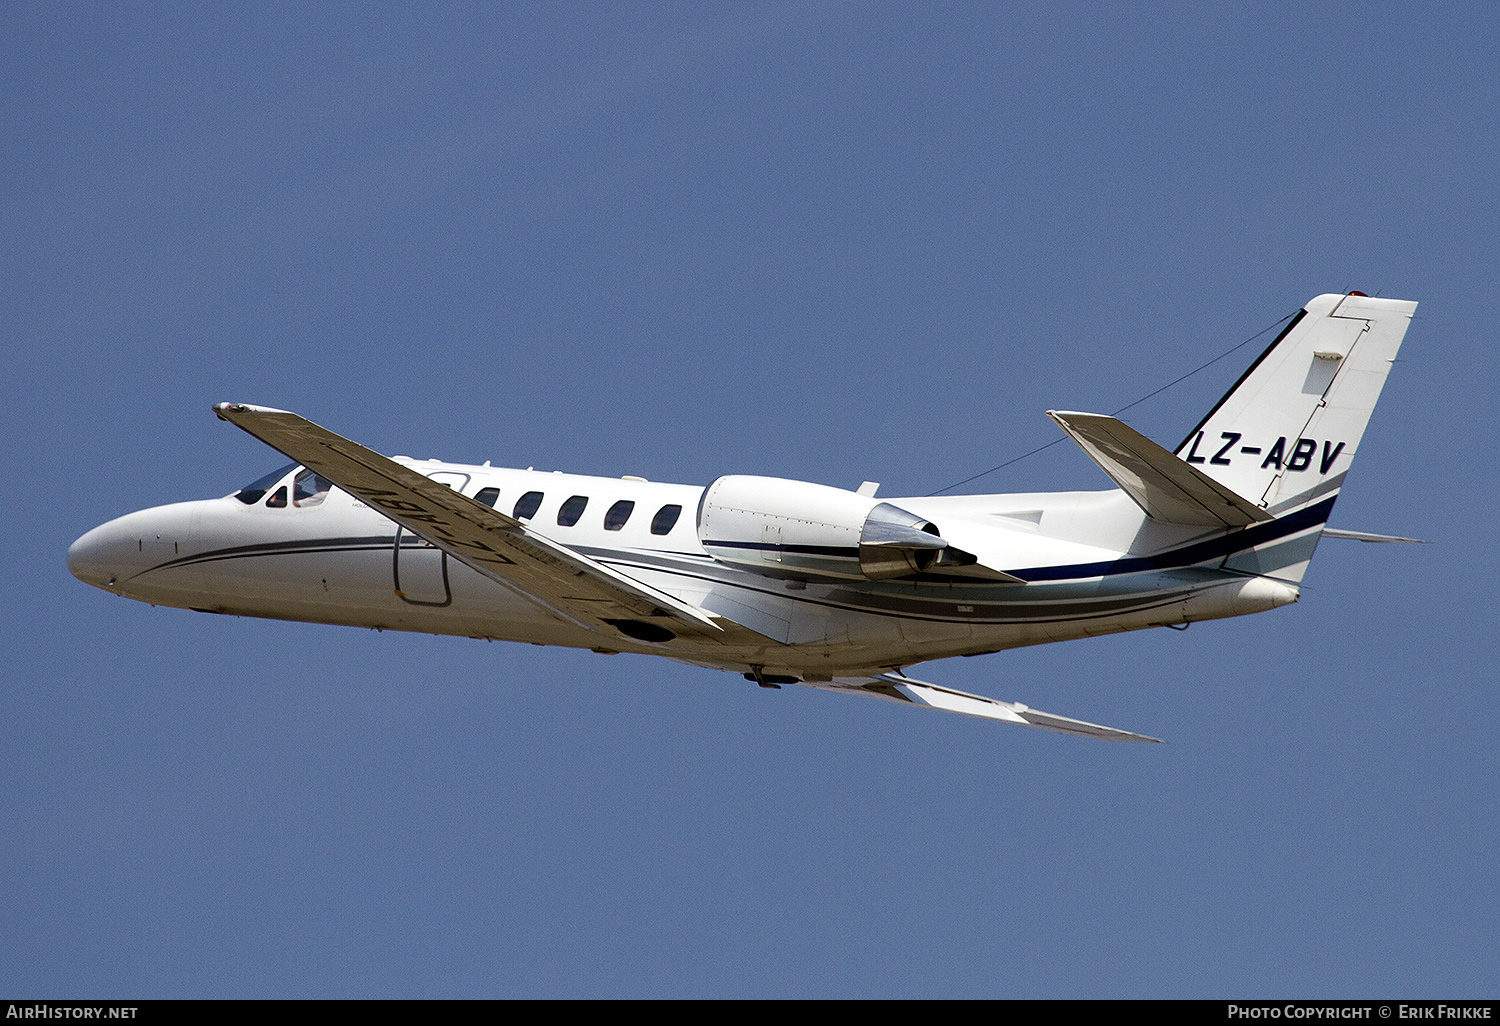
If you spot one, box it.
[582,543,1223,625]
[1267,472,1347,517]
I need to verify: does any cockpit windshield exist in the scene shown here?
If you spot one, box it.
[234,462,298,504]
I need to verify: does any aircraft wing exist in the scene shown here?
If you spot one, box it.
[802,673,1161,741]
[213,403,731,643]
[1047,410,1271,528]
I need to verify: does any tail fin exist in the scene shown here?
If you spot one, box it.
[1175,293,1416,519]
[1171,293,1416,582]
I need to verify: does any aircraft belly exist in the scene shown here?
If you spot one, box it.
[194,550,601,645]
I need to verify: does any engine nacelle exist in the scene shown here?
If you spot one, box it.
[697,475,950,581]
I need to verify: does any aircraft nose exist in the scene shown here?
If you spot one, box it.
[67,501,207,593]
[67,519,135,589]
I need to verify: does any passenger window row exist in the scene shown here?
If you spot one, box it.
[235,465,683,536]
[501,489,679,535]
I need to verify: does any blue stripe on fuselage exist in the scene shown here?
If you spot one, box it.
[1000,496,1334,583]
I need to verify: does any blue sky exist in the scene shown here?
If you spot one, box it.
[4,3,1498,997]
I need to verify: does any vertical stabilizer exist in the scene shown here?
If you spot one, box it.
[1175,294,1416,516]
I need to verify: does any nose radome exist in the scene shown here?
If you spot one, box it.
[67,519,134,589]
[67,501,208,592]
[69,526,112,587]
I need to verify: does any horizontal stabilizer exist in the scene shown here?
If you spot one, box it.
[803,673,1161,741]
[1048,411,1271,528]
[1321,528,1424,543]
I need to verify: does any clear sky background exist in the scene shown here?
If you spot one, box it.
[4,3,1498,998]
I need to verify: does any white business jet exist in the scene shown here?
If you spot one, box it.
[68,293,1419,741]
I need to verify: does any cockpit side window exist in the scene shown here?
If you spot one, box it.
[293,469,333,508]
[234,462,297,505]
[266,486,288,509]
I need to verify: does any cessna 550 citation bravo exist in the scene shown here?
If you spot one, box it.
[68,293,1419,741]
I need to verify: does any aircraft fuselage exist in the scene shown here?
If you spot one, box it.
[68,459,1300,679]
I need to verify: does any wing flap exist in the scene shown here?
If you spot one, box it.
[213,403,728,642]
[804,673,1161,741]
[1047,410,1271,528]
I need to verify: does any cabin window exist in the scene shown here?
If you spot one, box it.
[293,469,332,508]
[651,504,682,535]
[234,462,297,504]
[603,500,635,531]
[474,487,500,508]
[513,491,544,520]
[557,495,588,527]
[266,486,288,509]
